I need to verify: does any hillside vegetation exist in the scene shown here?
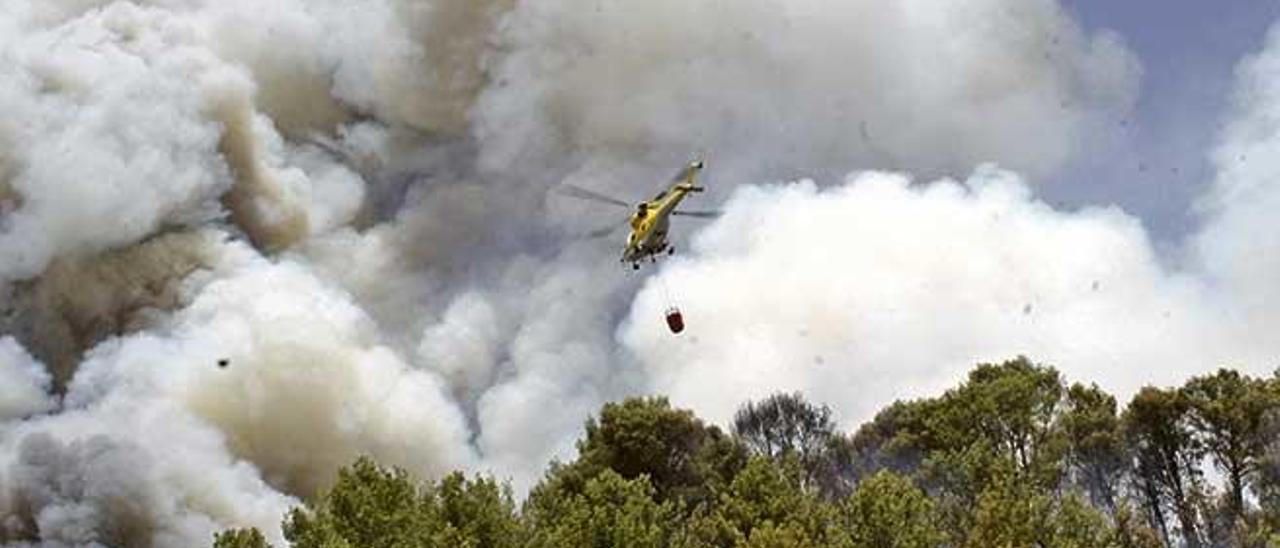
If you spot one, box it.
[215,357,1280,547]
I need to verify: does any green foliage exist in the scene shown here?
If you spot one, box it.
[966,473,1117,548]
[213,528,273,548]
[943,357,1067,487]
[671,508,743,548]
[1260,410,1280,532]
[209,361,1280,548]
[284,456,420,548]
[849,400,931,477]
[425,472,524,547]
[857,357,1067,484]
[675,456,831,547]
[837,471,944,548]
[541,396,746,508]
[964,473,1040,548]
[1234,516,1280,548]
[849,357,1070,539]
[1048,493,1118,548]
[719,457,827,542]
[1061,382,1125,513]
[524,470,675,548]
[1111,503,1165,548]
[282,457,522,548]
[736,522,820,548]
[1182,369,1280,522]
[733,392,855,497]
[581,397,705,485]
[1123,386,1207,546]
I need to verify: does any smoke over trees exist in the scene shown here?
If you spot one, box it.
[213,358,1280,547]
[5,1,1280,546]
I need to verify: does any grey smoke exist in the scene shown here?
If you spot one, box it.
[4,1,1276,547]
[0,337,54,421]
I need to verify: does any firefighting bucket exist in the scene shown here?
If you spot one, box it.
[665,307,685,334]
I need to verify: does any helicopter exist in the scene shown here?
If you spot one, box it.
[557,160,720,270]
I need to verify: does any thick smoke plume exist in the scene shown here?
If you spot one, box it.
[477,0,1138,191]
[0,0,1275,546]
[623,167,1228,428]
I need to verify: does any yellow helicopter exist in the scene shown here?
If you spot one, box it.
[558,160,719,270]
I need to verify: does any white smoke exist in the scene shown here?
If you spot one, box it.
[1,410,294,547]
[2,236,474,546]
[0,338,54,421]
[0,3,235,282]
[5,0,1278,546]
[621,167,1237,428]
[621,18,1280,435]
[194,0,476,135]
[1193,23,1280,341]
[476,0,1138,184]
[163,246,476,497]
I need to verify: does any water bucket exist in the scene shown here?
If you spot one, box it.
[665,307,684,334]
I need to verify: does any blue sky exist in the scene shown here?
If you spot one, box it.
[1047,1,1280,242]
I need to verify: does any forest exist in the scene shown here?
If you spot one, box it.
[213,357,1280,547]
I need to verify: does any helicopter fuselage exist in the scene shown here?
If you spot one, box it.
[623,179,703,267]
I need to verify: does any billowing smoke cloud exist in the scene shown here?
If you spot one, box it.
[2,231,220,387]
[0,3,234,282]
[621,167,1236,428]
[1193,23,1280,339]
[1,414,293,547]
[2,236,474,546]
[0,337,54,421]
[622,18,1280,437]
[476,0,1138,185]
[166,245,476,497]
[3,0,1276,546]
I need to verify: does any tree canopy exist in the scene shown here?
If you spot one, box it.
[213,359,1280,548]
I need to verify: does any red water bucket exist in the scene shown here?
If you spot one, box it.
[665,307,685,334]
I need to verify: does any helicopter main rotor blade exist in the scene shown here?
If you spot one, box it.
[555,184,632,208]
[671,210,722,219]
[585,218,627,239]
